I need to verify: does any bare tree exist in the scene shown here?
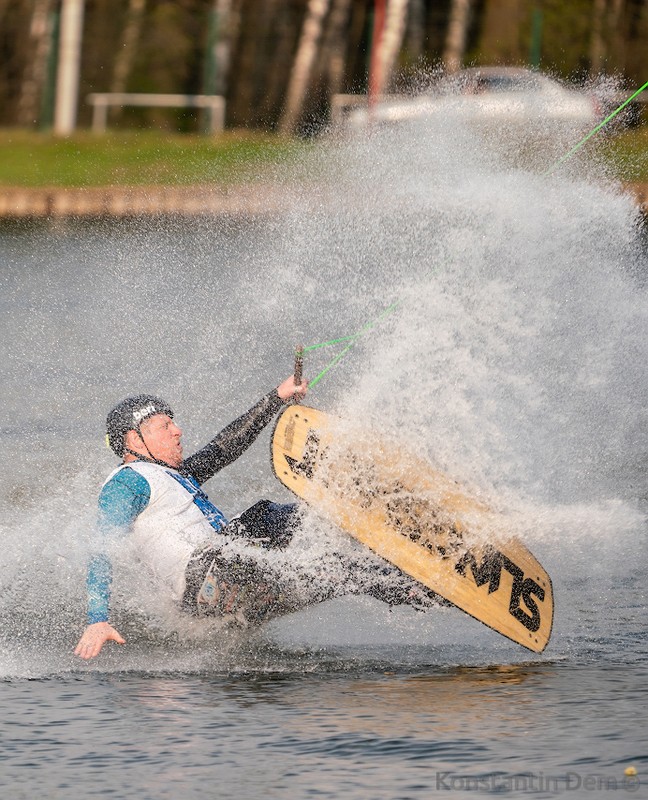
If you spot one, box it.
[369,0,409,105]
[443,0,473,73]
[405,0,425,63]
[608,0,625,70]
[278,0,331,134]
[625,0,648,82]
[17,0,54,126]
[640,0,648,54]
[202,0,236,98]
[5,0,648,132]
[54,0,85,135]
[228,0,273,127]
[590,0,607,75]
[316,0,353,98]
[211,0,234,96]
[369,0,386,105]
[110,0,146,96]
[200,0,234,129]
[344,1,371,90]
[0,0,13,28]
[252,1,297,125]
[478,0,524,64]
[379,0,409,93]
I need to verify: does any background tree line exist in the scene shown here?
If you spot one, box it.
[1,0,647,134]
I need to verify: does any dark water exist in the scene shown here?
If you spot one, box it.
[1,658,645,800]
[1,115,647,797]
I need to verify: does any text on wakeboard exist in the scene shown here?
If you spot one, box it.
[283,425,546,633]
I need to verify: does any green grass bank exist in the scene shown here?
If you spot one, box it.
[0,127,646,220]
[0,130,311,188]
[0,126,646,188]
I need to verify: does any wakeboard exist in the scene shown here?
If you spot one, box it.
[271,405,554,653]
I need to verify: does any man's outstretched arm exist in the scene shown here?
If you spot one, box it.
[184,376,307,485]
[74,468,150,659]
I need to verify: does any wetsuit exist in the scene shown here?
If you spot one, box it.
[87,390,297,625]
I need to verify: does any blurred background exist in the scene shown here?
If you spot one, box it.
[1,0,647,137]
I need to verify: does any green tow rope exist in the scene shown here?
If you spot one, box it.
[543,80,648,176]
[304,300,402,389]
[302,80,648,388]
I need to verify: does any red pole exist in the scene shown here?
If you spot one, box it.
[368,0,386,114]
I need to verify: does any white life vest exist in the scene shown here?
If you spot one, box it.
[105,461,228,601]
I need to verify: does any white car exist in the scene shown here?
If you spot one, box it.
[345,67,602,131]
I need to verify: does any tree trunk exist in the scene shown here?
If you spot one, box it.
[17,0,54,127]
[232,0,283,127]
[316,0,353,98]
[589,0,607,75]
[110,0,146,96]
[405,0,425,63]
[370,0,409,101]
[54,0,85,135]
[478,0,524,64]
[227,0,264,127]
[207,0,233,97]
[259,0,301,125]
[608,0,624,71]
[344,1,371,90]
[378,0,409,93]
[443,0,472,73]
[278,0,331,135]
[200,0,234,129]
[0,0,12,28]
[369,0,386,105]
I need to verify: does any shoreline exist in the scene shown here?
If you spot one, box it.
[0,182,646,219]
[0,184,289,219]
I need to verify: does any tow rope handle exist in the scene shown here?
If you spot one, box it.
[293,345,304,402]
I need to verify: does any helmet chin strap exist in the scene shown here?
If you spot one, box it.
[124,428,177,470]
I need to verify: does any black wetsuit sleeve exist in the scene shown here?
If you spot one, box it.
[181,389,284,485]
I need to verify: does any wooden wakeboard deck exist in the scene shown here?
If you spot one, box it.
[272,405,553,653]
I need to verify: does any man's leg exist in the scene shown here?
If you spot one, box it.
[182,543,302,623]
[334,555,447,611]
[283,549,445,611]
[224,500,299,549]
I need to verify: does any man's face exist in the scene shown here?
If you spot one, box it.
[133,413,183,467]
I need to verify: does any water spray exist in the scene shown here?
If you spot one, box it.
[302,79,648,389]
[302,300,402,389]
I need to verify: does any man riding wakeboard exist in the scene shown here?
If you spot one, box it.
[75,373,441,660]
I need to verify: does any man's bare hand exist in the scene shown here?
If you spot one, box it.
[74,622,125,660]
[277,374,308,401]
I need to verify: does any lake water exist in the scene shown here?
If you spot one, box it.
[1,116,647,798]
